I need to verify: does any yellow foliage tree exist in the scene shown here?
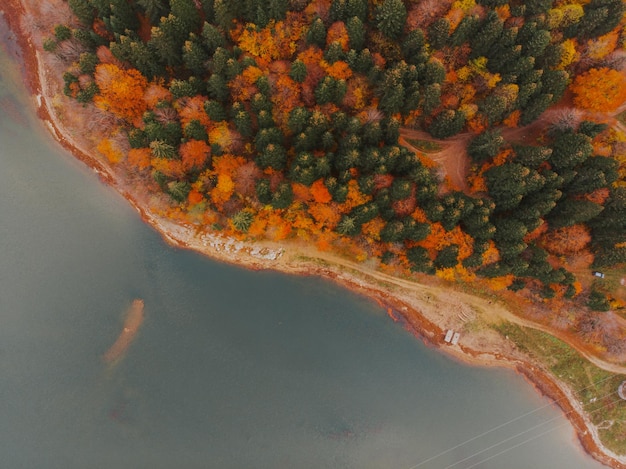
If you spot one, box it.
[97,138,124,164]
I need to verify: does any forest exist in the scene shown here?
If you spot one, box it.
[47,0,626,310]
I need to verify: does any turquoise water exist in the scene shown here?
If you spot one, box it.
[0,22,609,469]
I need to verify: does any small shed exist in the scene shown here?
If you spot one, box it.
[619,381,626,401]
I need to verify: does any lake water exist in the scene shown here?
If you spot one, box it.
[0,25,608,469]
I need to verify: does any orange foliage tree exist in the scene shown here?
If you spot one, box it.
[310,179,333,203]
[127,147,152,170]
[326,21,349,50]
[571,67,626,113]
[97,138,124,163]
[542,224,592,256]
[178,96,212,128]
[308,202,341,230]
[180,139,210,172]
[93,64,148,122]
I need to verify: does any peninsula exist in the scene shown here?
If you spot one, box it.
[2,0,626,466]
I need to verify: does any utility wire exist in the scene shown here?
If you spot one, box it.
[406,373,621,469]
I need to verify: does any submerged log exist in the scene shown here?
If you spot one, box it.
[103,299,144,364]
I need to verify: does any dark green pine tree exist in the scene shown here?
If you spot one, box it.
[289,59,307,83]
[549,198,604,228]
[307,17,327,47]
[271,181,294,209]
[149,15,186,68]
[233,109,253,138]
[201,22,226,55]
[468,130,504,164]
[434,245,460,269]
[470,11,504,58]
[108,0,140,35]
[346,16,366,50]
[182,35,209,75]
[548,130,593,171]
[428,110,466,139]
[449,14,479,47]
[170,0,202,32]
[375,0,407,39]
[68,0,95,25]
[138,0,169,25]
[268,0,289,20]
[428,18,450,50]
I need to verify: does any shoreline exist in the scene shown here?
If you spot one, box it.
[1,2,624,467]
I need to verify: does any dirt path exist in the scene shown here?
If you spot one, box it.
[399,128,473,192]
[280,244,626,374]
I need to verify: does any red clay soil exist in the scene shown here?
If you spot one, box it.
[399,128,472,192]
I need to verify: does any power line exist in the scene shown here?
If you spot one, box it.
[406,373,620,469]
[460,394,625,469]
[442,388,618,469]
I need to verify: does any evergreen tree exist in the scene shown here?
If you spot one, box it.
[421,83,441,115]
[307,17,327,47]
[268,0,289,20]
[170,0,202,32]
[256,178,272,204]
[270,181,293,209]
[549,131,593,170]
[346,16,366,50]
[468,130,504,164]
[407,246,433,273]
[434,245,460,269]
[485,163,537,211]
[167,180,191,202]
[231,210,254,233]
[423,59,446,85]
[449,14,479,47]
[520,93,552,126]
[428,18,450,50]
[184,120,208,141]
[68,0,95,25]
[428,110,466,139]
[204,100,227,121]
[375,0,407,39]
[289,59,307,83]
[258,143,288,171]
[182,36,209,75]
[470,12,504,58]
[402,29,425,62]
[549,198,604,228]
[513,144,552,169]
[380,219,406,242]
[201,22,226,54]
[233,109,253,138]
[149,15,186,68]
[138,0,169,25]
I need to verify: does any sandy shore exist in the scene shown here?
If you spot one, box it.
[2,1,625,467]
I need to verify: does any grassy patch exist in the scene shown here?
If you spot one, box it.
[617,110,626,126]
[406,138,443,153]
[493,323,626,455]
